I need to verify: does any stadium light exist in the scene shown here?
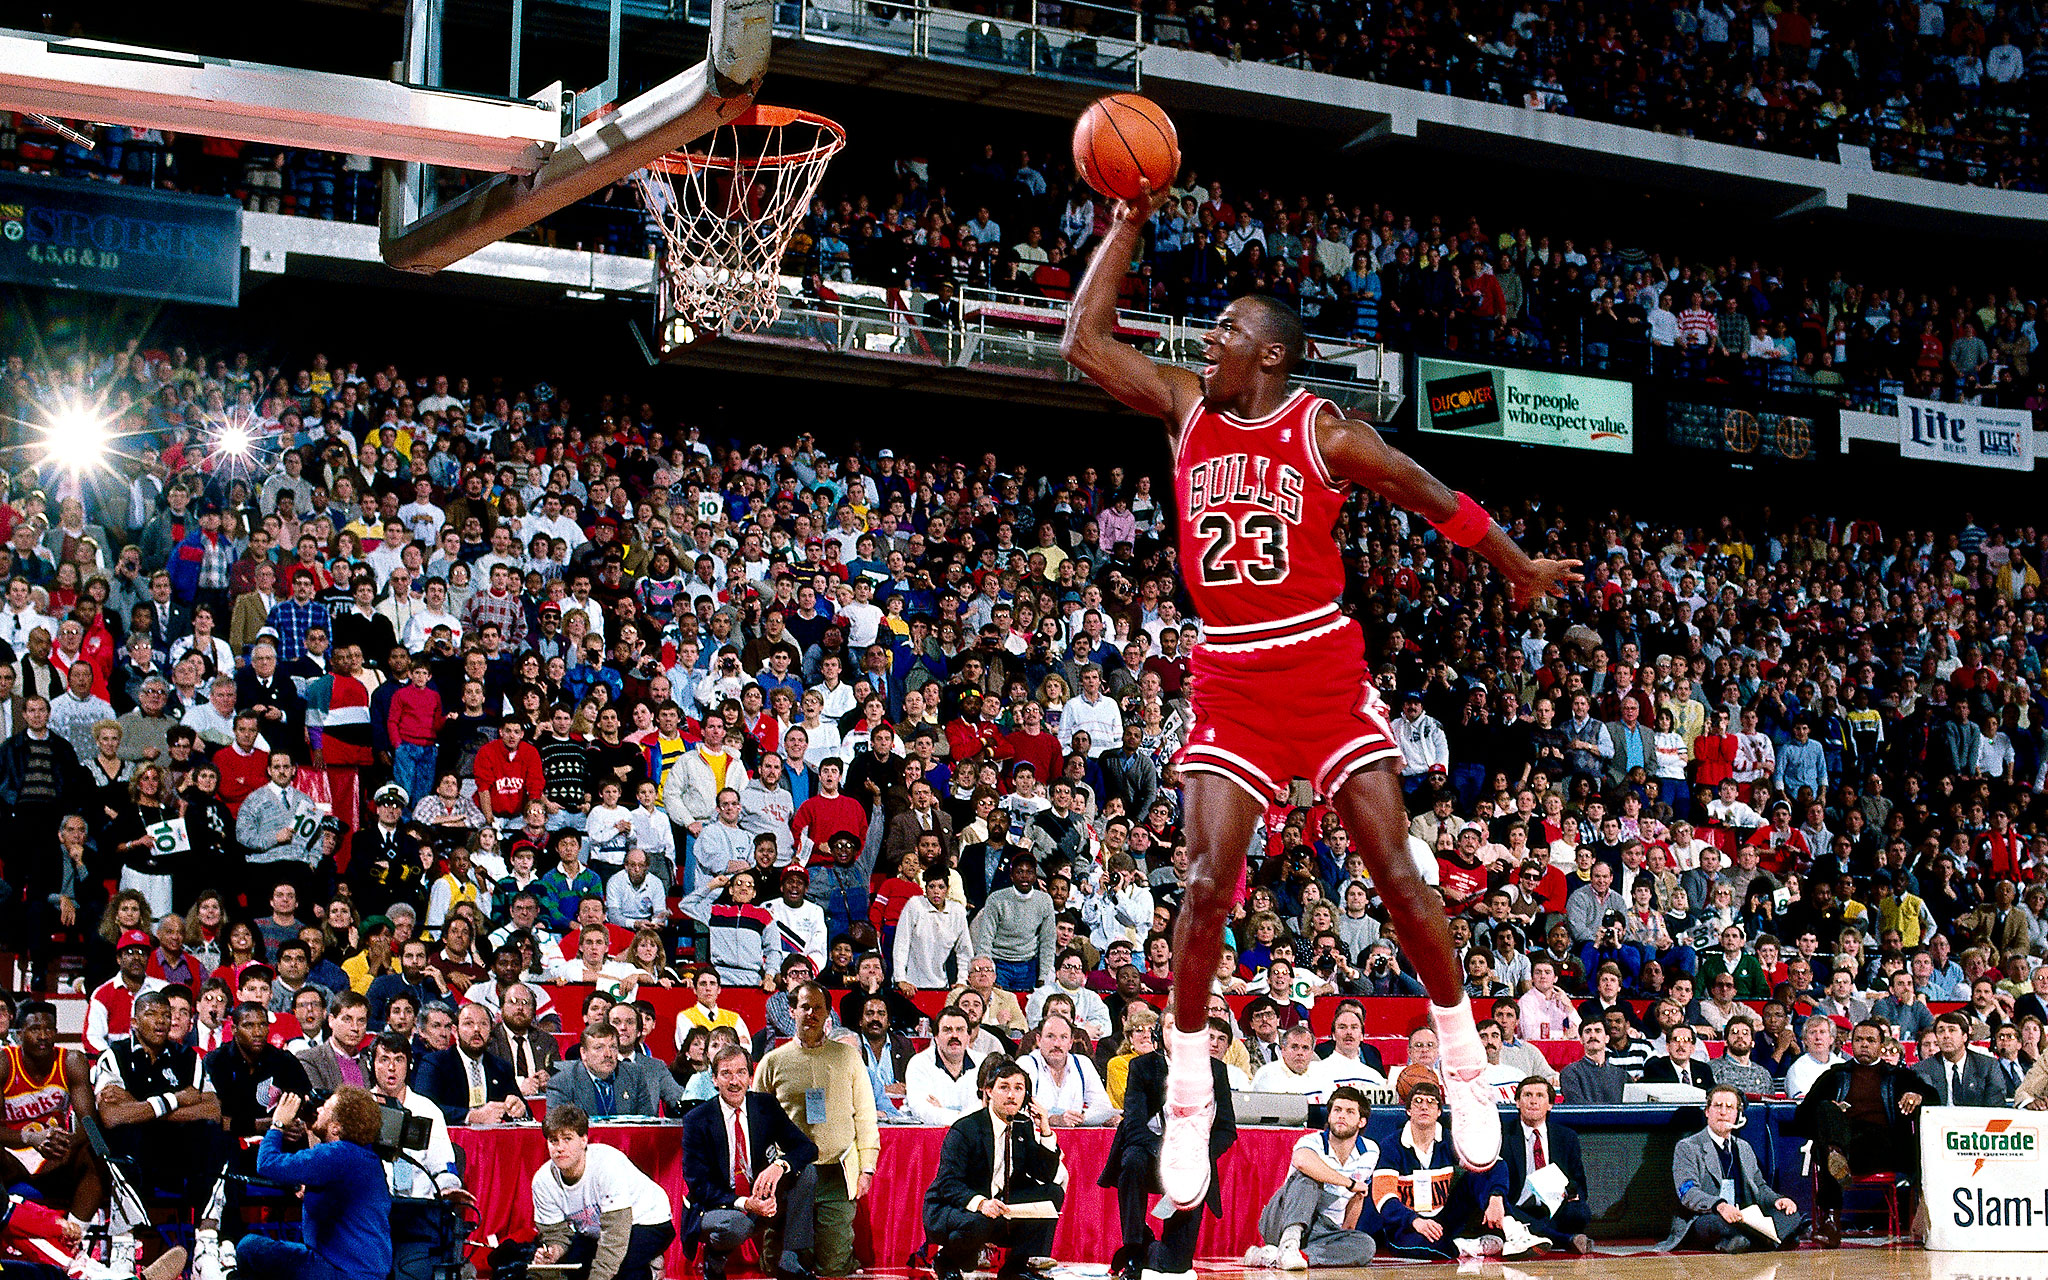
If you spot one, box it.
[216,424,253,458]
[39,405,113,474]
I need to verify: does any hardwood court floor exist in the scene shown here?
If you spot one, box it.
[1178,1248,2044,1280]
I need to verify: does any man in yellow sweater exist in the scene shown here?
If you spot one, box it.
[754,983,878,1277]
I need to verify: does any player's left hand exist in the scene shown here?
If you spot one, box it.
[1509,557,1583,607]
[1483,1195,1505,1229]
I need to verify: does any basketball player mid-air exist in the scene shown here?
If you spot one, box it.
[1061,185,1582,1210]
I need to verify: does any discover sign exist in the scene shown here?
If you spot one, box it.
[1416,358,1633,454]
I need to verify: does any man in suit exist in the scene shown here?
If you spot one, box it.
[296,991,376,1092]
[959,810,1017,911]
[681,1045,820,1280]
[545,1022,683,1119]
[235,641,308,763]
[1497,1078,1593,1252]
[924,1058,1065,1280]
[1914,1010,2013,1107]
[486,982,560,1095]
[1102,1028,1236,1280]
[884,778,955,863]
[1656,1085,1805,1252]
[417,1001,530,1126]
[1641,1025,1716,1090]
[1791,1018,1927,1248]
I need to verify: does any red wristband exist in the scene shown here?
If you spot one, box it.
[1432,492,1492,548]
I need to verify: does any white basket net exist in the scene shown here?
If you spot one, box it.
[633,105,846,335]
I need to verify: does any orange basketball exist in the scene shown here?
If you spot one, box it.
[1395,1063,1441,1102]
[1072,94,1180,203]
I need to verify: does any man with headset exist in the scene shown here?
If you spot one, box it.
[371,1031,474,1280]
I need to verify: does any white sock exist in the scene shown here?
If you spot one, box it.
[1278,1226,1303,1252]
[1164,1026,1212,1101]
[1432,996,1485,1075]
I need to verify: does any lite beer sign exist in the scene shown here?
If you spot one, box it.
[1900,397,2034,470]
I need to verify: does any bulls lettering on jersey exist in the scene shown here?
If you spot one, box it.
[1175,387,1349,639]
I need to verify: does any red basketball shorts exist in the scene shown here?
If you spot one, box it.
[1177,616,1401,802]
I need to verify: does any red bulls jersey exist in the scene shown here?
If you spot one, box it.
[1175,387,1350,646]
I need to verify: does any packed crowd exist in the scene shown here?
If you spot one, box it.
[0,335,2047,1272]
[1130,0,2048,191]
[7,107,2046,413]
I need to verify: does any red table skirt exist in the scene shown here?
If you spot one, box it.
[452,1124,694,1269]
[866,1125,1300,1267]
[451,1122,1304,1269]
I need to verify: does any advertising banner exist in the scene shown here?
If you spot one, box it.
[1416,358,1633,453]
[0,171,241,307]
[1922,1105,2048,1249]
[1898,396,2035,471]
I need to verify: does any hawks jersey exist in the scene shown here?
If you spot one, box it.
[0,1045,74,1146]
[1174,387,1350,646]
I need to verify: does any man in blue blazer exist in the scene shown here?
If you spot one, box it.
[680,1045,820,1280]
[1495,1078,1593,1252]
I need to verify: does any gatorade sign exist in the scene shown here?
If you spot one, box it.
[1924,1106,2048,1249]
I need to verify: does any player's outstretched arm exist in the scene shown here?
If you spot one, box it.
[1315,408,1582,606]
[1060,183,1201,429]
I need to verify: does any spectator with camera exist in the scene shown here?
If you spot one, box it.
[236,1087,392,1280]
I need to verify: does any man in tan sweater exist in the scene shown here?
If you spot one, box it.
[755,983,879,1277]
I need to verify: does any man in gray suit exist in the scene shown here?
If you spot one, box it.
[1915,1010,2014,1107]
[1603,701,1656,789]
[545,1022,685,1119]
[1655,1085,1806,1253]
[296,991,374,1091]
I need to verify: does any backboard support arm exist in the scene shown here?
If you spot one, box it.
[379,0,770,274]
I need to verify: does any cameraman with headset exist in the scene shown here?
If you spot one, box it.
[237,1087,393,1280]
[371,1032,474,1280]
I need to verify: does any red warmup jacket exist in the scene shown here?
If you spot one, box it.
[1692,732,1736,788]
[473,739,545,818]
[213,743,272,813]
[387,684,445,748]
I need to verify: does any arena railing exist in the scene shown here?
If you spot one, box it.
[675,0,1143,87]
[669,273,1398,412]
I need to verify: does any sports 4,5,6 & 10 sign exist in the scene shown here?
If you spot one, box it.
[1923,1106,2048,1249]
[1899,396,2036,471]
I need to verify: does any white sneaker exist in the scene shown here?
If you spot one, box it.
[65,1254,124,1280]
[215,1241,236,1275]
[1439,1069,1503,1171]
[106,1239,139,1280]
[1277,1247,1308,1272]
[1452,1237,1503,1258]
[192,1239,228,1280]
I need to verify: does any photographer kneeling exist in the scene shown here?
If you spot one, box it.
[236,1089,393,1280]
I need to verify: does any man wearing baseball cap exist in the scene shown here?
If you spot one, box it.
[770,864,827,969]
[84,930,168,1056]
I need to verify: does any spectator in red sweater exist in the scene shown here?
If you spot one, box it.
[1691,708,1737,793]
[790,757,866,860]
[1002,700,1062,786]
[473,715,545,826]
[386,661,444,806]
[213,711,274,813]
